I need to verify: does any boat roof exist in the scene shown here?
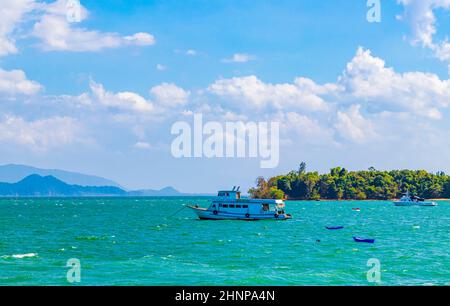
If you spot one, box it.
[213,198,284,204]
[216,188,284,204]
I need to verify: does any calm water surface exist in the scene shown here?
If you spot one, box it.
[0,197,448,285]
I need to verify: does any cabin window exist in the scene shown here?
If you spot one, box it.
[243,205,248,208]
[219,204,222,207]
[212,204,216,208]
[229,204,235,208]
[262,204,270,211]
[223,204,228,208]
[236,205,242,208]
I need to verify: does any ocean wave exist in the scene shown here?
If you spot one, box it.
[1,253,38,259]
[75,236,108,241]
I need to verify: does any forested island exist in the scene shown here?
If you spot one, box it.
[249,163,450,200]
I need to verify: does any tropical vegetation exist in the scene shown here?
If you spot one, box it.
[249,163,450,200]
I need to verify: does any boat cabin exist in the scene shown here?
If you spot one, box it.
[210,187,286,216]
[217,189,241,200]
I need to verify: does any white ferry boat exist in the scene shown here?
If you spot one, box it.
[188,187,292,220]
[393,191,437,207]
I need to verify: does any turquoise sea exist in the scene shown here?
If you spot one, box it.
[0,197,448,286]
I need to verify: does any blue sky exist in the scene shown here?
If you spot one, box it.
[0,0,449,192]
[6,0,447,93]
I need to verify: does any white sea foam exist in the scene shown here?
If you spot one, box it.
[11,253,38,259]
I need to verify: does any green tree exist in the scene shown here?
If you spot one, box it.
[249,166,449,200]
[444,179,450,198]
[269,187,285,199]
[298,162,307,175]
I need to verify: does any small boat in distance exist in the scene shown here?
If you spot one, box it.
[326,226,344,230]
[353,237,375,244]
[393,191,437,207]
[188,187,292,221]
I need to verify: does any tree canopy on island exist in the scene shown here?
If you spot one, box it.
[249,163,450,200]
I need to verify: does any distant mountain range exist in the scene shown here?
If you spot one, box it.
[0,175,126,197]
[128,187,184,197]
[0,164,121,187]
[0,164,195,197]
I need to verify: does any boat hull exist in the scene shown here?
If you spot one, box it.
[353,237,375,244]
[326,226,344,230]
[188,206,292,221]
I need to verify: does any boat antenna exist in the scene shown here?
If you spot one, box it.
[237,186,240,191]
[232,186,236,191]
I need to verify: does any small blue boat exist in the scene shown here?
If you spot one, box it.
[326,226,344,230]
[353,237,375,244]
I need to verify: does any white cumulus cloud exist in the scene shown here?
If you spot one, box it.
[0,115,84,151]
[208,75,329,112]
[150,83,190,107]
[397,0,450,68]
[89,81,155,113]
[338,47,450,119]
[222,53,256,63]
[0,0,35,56]
[134,141,151,150]
[0,68,42,96]
[207,47,450,145]
[186,49,197,56]
[156,64,167,71]
[31,0,155,52]
[335,105,376,143]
